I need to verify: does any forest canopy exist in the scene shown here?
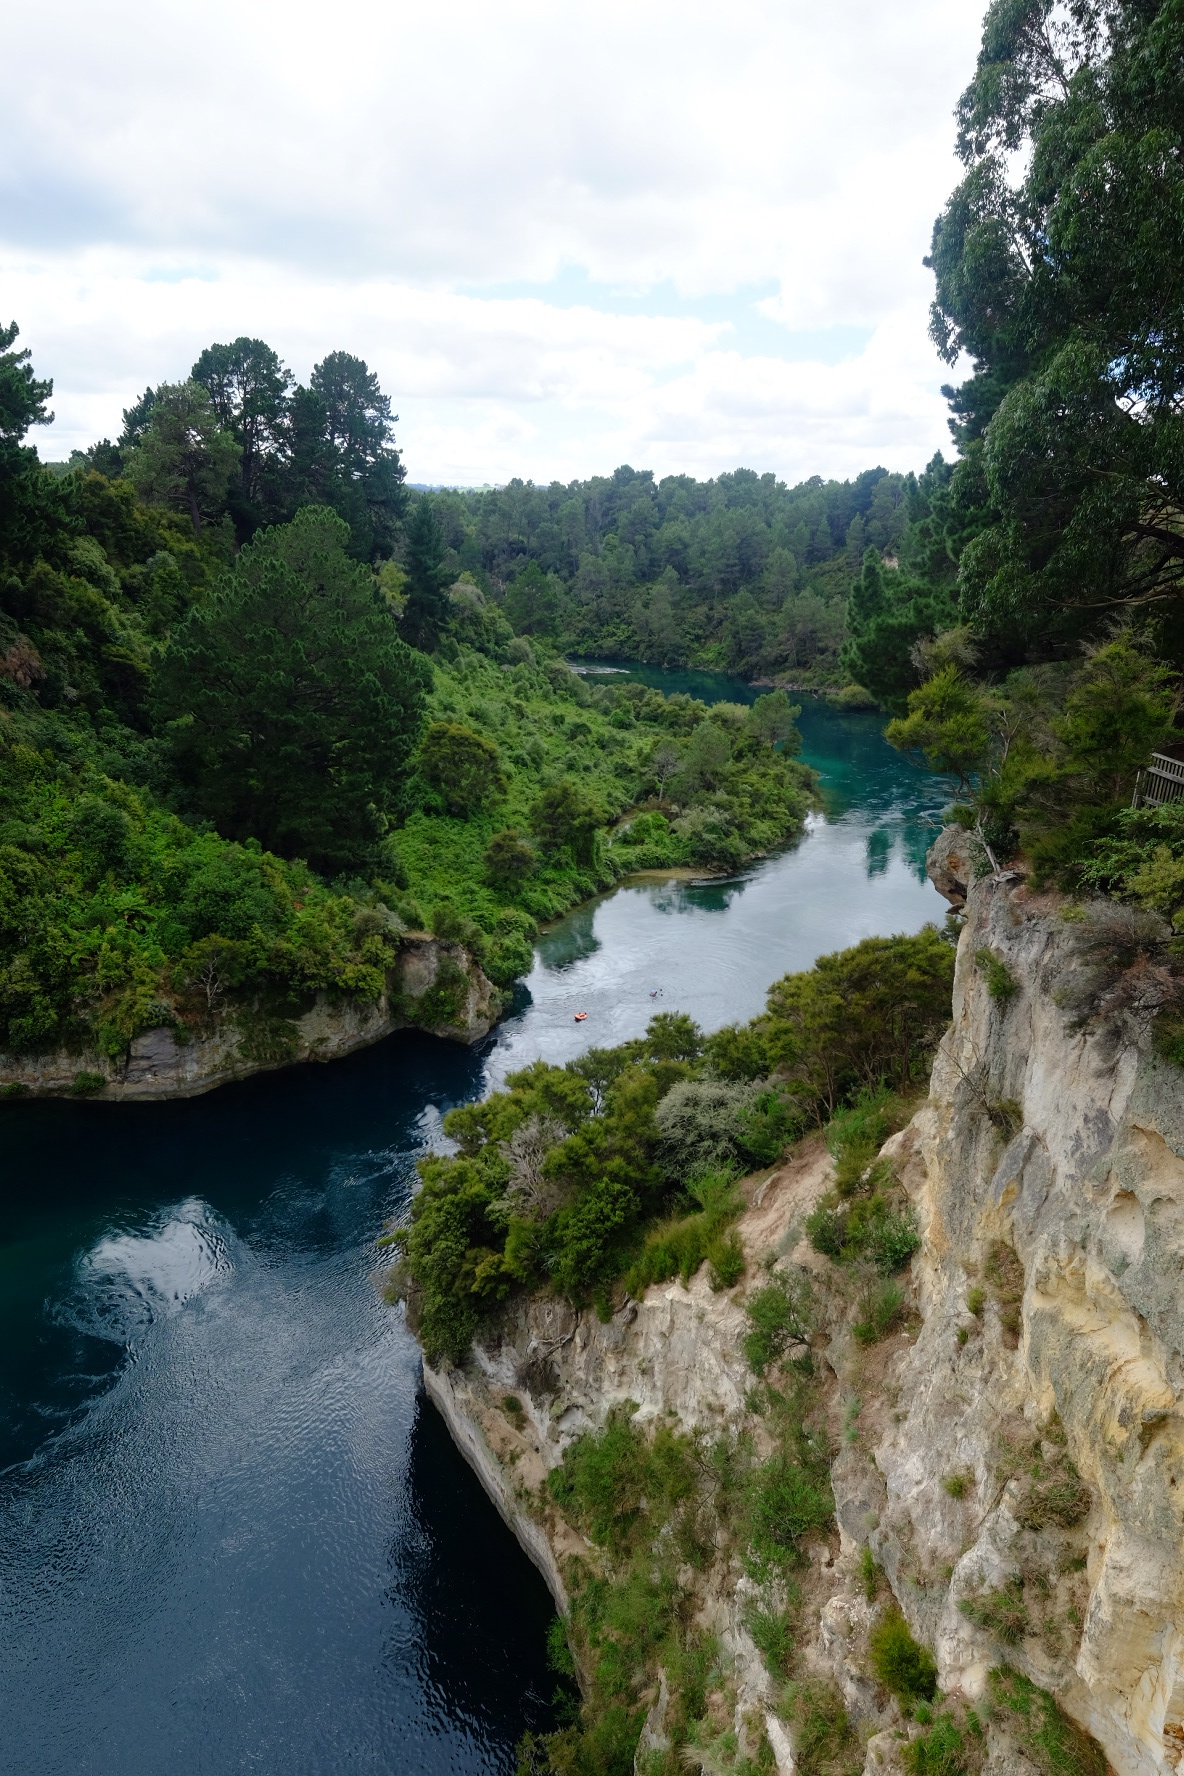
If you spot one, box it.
[0,327,816,1064]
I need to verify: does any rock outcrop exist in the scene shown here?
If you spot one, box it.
[423,1139,841,1768]
[862,865,1184,1776]
[926,822,974,908]
[0,933,500,1100]
[416,840,1184,1776]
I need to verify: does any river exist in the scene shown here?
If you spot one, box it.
[0,677,950,1775]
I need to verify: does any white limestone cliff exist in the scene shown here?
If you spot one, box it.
[418,842,1184,1776]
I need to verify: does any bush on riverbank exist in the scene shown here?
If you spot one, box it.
[393,655,815,975]
[389,928,955,1364]
[0,724,407,1056]
[0,351,814,1059]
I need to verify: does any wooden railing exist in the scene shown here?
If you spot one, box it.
[1133,752,1184,808]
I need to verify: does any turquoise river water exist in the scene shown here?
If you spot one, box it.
[0,671,951,1775]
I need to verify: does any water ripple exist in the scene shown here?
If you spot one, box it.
[67,1198,235,1341]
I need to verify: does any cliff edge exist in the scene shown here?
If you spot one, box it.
[416,843,1184,1776]
[872,856,1184,1776]
[0,932,500,1100]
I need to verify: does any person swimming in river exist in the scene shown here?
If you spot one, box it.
[648,987,663,998]
[574,1011,588,1022]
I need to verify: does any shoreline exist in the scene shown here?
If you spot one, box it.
[0,934,500,1105]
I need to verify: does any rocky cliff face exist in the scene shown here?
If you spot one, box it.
[871,860,1184,1776]
[0,934,500,1100]
[423,1140,840,1771]
[419,846,1184,1776]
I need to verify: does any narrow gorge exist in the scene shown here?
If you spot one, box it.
[419,838,1184,1776]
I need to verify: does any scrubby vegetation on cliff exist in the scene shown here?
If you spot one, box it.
[518,1361,836,1776]
[390,926,955,1366]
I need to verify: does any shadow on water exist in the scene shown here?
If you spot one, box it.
[397,1395,557,1733]
[0,1031,559,1776]
[536,898,602,971]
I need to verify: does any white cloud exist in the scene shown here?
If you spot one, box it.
[1,0,985,484]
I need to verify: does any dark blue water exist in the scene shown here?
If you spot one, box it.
[0,1042,558,1774]
[0,682,949,1775]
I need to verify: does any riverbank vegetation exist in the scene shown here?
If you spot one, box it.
[0,330,813,1064]
[391,925,955,1366]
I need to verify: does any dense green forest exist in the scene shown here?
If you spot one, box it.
[414,461,927,682]
[0,330,813,1067]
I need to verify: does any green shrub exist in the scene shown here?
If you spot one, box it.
[654,1077,775,1173]
[827,1087,902,1194]
[706,1231,746,1290]
[903,1715,968,1776]
[412,957,471,1030]
[852,1278,907,1345]
[745,1602,796,1676]
[987,1667,1108,1776]
[483,827,537,890]
[623,1167,744,1297]
[806,1193,920,1273]
[761,928,955,1119]
[976,949,1019,1004]
[418,720,506,816]
[743,1272,814,1376]
[942,1471,972,1500]
[546,1410,696,1550]
[863,1204,922,1272]
[804,1201,847,1260]
[1154,1011,1184,1069]
[783,1679,858,1776]
[545,1616,576,1678]
[1081,801,1184,930]
[70,1071,106,1095]
[745,1453,833,1571]
[869,1609,938,1702]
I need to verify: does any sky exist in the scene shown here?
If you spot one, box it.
[1,0,986,489]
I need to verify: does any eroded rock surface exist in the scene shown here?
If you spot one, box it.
[865,866,1184,1776]
[0,934,499,1100]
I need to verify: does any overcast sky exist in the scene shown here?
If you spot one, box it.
[2,0,985,488]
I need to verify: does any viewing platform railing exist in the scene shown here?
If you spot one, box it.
[1133,752,1184,808]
